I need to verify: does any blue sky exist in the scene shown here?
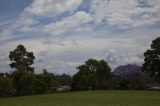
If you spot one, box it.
[0,0,160,75]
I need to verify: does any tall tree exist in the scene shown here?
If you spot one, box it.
[9,44,35,96]
[72,59,111,91]
[142,37,160,82]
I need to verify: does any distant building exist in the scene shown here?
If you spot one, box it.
[147,82,160,91]
[149,86,160,91]
[57,85,71,92]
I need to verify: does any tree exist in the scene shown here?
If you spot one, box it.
[95,60,111,89]
[55,73,72,86]
[34,69,57,94]
[0,73,13,97]
[142,37,160,82]
[72,59,111,91]
[9,44,35,96]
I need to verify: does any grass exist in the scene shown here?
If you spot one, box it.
[0,90,160,106]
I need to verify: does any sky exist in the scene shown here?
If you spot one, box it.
[0,0,160,75]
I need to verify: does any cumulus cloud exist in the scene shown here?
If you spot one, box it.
[2,0,160,39]
[25,0,83,17]
[0,0,160,74]
[91,0,160,29]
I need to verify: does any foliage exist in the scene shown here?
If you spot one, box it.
[142,37,160,82]
[72,59,111,91]
[9,44,35,73]
[0,73,13,97]
[34,69,57,94]
[9,44,35,96]
[55,73,72,86]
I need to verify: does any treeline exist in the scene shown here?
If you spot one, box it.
[0,69,71,97]
[0,37,160,97]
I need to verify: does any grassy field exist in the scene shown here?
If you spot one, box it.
[0,90,160,106]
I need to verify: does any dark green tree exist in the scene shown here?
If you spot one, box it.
[72,59,111,91]
[0,73,13,97]
[142,37,160,82]
[9,44,35,96]
[95,60,111,89]
[34,69,57,94]
[55,73,72,86]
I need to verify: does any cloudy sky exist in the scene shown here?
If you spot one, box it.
[0,0,160,75]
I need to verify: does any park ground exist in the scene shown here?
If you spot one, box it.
[0,90,160,106]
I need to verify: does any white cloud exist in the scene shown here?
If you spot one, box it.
[91,0,160,29]
[0,0,160,74]
[43,11,93,36]
[2,0,160,39]
[25,0,83,17]
[0,27,160,74]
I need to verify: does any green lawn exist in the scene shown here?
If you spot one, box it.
[0,90,160,106]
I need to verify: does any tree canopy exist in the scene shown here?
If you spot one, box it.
[142,37,160,82]
[9,44,35,73]
[9,44,35,96]
[72,59,111,91]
